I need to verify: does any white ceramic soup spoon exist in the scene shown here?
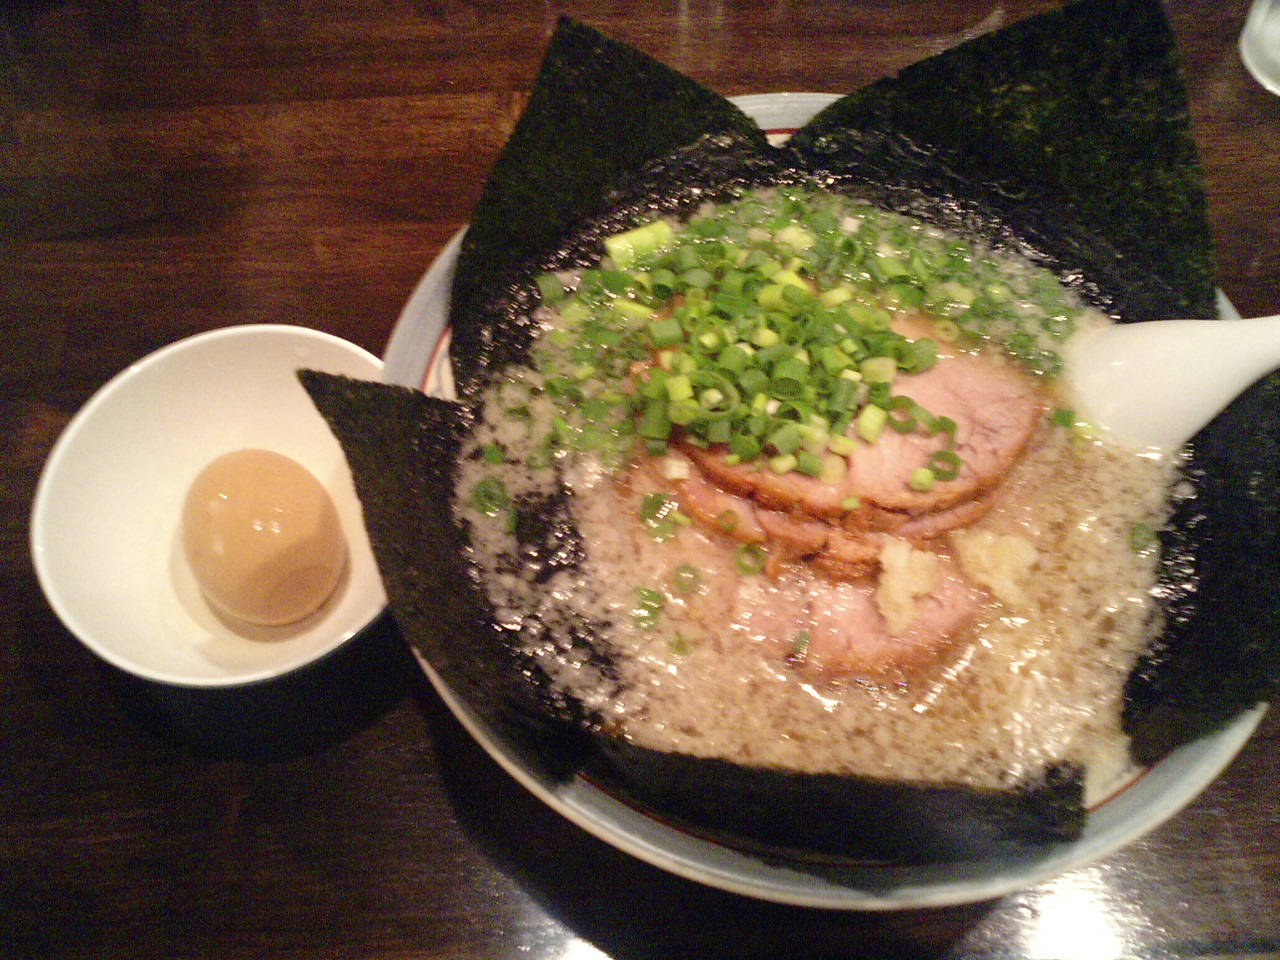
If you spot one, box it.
[1065,313,1280,452]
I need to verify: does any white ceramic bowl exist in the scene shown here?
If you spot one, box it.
[31,324,387,687]
[380,94,1268,908]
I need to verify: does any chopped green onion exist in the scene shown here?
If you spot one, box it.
[735,543,767,575]
[861,355,897,383]
[828,434,857,456]
[680,267,714,289]
[858,404,887,443]
[664,374,693,402]
[730,432,762,460]
[647,316,684,347]
[640,491,684,541]
[820,286,853,307]
[632,587,666,629]
[558,299,591,325]
[818,453,847,484]
[908,467,936,492]
[796,450,824,476]
[613,299,654,324]
[718,344,752,374]
[470,476,509,516]
[751,326,781,348]
[605,220,675,269]
[672,564,702,594]
[639,492,672,521]
[934,319,961,342]
[638,401,672,441]
[535,272,565,304]
[767,422,803,455]
[1051,407,1076,428]
[886,395,919,434]
[1130,521,1158,552]
[738,367,770,398]
[768,453,798,474]
[928,449,963,481]
[775,224,815,249]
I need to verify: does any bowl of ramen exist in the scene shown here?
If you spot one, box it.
[304,1,1277,907]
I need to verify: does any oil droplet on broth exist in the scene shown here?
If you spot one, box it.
[181,449,346,628]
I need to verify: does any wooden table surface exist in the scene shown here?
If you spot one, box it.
[5,1,1280,957]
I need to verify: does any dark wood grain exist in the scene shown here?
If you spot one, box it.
[3,2,1279,958]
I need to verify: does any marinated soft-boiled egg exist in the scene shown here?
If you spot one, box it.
[182,449,346,627]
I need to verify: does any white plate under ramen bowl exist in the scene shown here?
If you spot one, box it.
[381,93,1268,908]
[31,324,388,688]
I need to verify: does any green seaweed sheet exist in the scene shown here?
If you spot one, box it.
[449,18,770,396]
[306,0,1277,864]
[787,0,1215,325]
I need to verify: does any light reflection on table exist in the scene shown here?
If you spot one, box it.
[1021,865,1142,960]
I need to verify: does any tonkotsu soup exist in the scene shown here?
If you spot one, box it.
[455,186,1178,804]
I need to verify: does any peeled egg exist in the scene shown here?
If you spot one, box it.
[182,449,347,627]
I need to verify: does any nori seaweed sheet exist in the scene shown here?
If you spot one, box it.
[297,372,596,778]
[306,0,1277,864]
[302,369,1086,863]
[786,0,1215,325]
[1124,372,1280,763]
[451,131,785,400]
[450,16,769,397]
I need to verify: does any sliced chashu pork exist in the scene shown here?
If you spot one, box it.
[629,335,1039,678]
[682,345,1043,519]
[669,345,1042,578]
[729,560,986,679]
[673,467,1008,579]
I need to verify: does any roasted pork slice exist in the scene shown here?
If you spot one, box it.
[808,557,985,678]
[674,470,882,577]
[670,467,767,543]
[665,359,1039,581]
[730,556,985,680]
[682,347,1043,517]
[669,461,1007,582]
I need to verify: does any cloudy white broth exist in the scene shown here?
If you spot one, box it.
[456,186,1177,803]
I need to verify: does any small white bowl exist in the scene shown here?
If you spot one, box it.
[30,324,387,687]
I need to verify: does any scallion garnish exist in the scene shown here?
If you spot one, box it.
[469,476,516,532]
[535,272,565,304]
[639,491,685,541]
[512,186,1085,490]
[672,564,702,594]
[632,587,666,629]
[928,449,963,482]
[470,476,509,516]
[735,543,767,575]
[1129,521,1157,552]
[909,467,936,492]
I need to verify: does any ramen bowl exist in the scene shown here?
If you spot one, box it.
[379,206,1268,911]
[31,324,387,689]
[354,76,1275,907]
